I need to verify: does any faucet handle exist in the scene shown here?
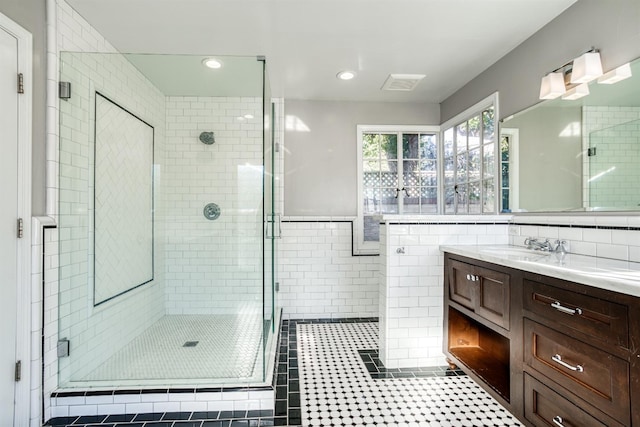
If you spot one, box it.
[554,239,568,254]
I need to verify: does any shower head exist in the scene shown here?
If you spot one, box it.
[199,131,215,145]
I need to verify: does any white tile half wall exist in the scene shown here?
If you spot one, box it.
[278,217,380,319]
[378,215,509,369]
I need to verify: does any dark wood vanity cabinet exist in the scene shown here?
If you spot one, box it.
[443,253,640,427]
[444,255,521,408]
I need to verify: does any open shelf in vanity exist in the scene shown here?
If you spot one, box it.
[448,307,510,400]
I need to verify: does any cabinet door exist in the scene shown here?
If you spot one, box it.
[449,259,475,310]
[475,266,510,330]
[449,259,510,330]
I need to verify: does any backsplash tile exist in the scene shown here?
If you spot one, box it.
[510,215,640,262]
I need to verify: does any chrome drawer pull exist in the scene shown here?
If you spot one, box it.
[552,416,565,427]
[551,301,583,316]
[552,354,584,372]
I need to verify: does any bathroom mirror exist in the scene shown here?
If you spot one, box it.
[501,57,640,213]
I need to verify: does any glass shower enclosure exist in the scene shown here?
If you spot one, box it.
[57,52,279,387]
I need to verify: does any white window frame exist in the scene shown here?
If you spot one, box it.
[355,125,439,254]
[440,92,499,215]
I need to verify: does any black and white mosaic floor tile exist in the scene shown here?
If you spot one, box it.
[297,322,523,427]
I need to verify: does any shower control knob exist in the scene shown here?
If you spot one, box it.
[203,203,221,220]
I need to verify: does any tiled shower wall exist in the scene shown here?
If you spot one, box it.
[163,96,264,315]
[378,217,510,369]
[278,218,380,319]
[582,106,640,208]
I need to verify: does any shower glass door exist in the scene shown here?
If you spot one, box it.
[57,52,275,388]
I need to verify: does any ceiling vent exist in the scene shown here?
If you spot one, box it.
[381,74,426,91]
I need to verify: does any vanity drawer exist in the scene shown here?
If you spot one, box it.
[524,319,630,425]
[449,259,510,329]
[524,373,624,427]
[523,279,629,348]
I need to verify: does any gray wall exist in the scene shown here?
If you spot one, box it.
[284,100,439,216]
[441,0,640,122]
[0,0,47,215]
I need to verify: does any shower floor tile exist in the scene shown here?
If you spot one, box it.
[83,315,263,382]
[297,322,523,427]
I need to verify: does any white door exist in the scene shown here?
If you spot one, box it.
[0,23,19,425]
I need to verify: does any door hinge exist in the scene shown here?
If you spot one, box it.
[275,142,280,153]
[15,361,21,382]
[57,339,70,358]
[17,73,24,94]
[17,218,23,238]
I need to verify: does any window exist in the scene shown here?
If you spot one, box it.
[356,125,439,254]
[442,93,499,215]
[499,128,519,212]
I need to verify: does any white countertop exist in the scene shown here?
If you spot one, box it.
[440,244,640,298]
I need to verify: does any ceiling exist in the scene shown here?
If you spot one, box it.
[66,0,577,103]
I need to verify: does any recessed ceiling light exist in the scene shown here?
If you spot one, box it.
[202,58,223,69]
[337,70,356,80]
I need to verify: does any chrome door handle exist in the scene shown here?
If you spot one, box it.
[551,301,582,316]
[552,415,565,427]
[552,354,584,372]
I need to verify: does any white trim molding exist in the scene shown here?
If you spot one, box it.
[439,92,500,215]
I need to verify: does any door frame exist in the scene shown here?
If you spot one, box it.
[0,10,33,424]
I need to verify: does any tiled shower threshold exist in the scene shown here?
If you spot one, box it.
[47,318,464,427]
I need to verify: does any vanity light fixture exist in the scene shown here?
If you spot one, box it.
[570,51,603,84]
[202,57,223,69]
[539,48,603,100]
[337,70,356,80]
[561,83,589,100]
[598,63,632,84]
[539,72,566,99]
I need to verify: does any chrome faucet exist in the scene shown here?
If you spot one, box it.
[524,237,569,253]
[524,237,554,252]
